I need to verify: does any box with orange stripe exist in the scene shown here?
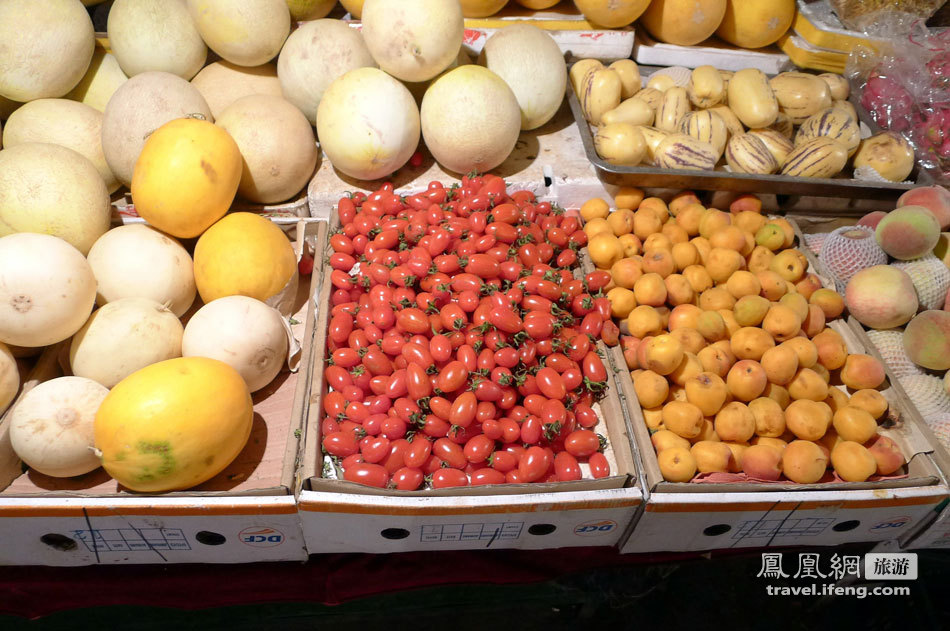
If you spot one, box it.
[297,188,644,554]
[0,221,324,566]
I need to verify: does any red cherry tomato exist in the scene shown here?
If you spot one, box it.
[463,434,495,463]
[470,468,506,486]
[433,437,467,469]
[343,463,389,488]
[589,452,611,479]
[437,361,469,392]
[518,446,550,482]
[582,351,608,383]
[535,367,566,400]
[391,467,424,491]
[574,404,598,429]
[323,431,359,457]
[564,429,600,458]
[449,391,478,428]
[520,415,543,444]
[404,437,432,468]
[359,435,391,464]
[554,452,582,481]
[431,468,469,489]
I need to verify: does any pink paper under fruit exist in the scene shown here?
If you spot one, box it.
[897,186,950,230]
[875,205,941,260]
[903,310,950,370]
[846,265,918,329]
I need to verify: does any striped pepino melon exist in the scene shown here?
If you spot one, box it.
[94,357,253,492]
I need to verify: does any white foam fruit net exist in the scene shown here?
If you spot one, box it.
[926,413,950,452]
[898,374,950,420]
[817,226,888,293]
[893,254,950,311]
[866,328,925,378]
[802,232,827,256]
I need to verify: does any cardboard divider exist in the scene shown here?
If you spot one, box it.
[0,221,324,565]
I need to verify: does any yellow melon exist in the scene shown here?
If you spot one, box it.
[193,212,297,304]
[640,0,727,46]
[460,0,509,17]
[130,117,242,239]
[94,356,253,493]
[340,0,364,17]
[285,0,337,20]
[715,0,794,49]
[515,0,559,8]
[66,46,129,113]
[572,0,651,27]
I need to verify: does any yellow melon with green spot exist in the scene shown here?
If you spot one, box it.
[94,356,253,492]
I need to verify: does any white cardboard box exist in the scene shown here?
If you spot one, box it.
[0,221,325,565]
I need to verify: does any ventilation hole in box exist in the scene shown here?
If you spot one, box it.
[542,165,554,189]
[380,528,410,540]
[40,533,77,551]
[702,524,732,537]
[528,524,557,536]
[195,531,227,546]
[832,520,860,532]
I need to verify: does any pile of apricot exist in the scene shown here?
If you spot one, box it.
[581,189,907,484]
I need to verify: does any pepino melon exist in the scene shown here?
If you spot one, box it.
[479,24,567,130]
[572,0,651,28]
[187,0,290,67]
[361,0,464,83]
[131,117,242,239]
[0,0,95,101]
[107,0,207,80]
[640,0,727,47]
[94,356,253,493]
[317,67,420,181]
[421,65,521,174]
[715,0,794,49]
[191,61,283,120]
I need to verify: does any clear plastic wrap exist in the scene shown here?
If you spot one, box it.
[848,19,950,181]
[831,0,947,34]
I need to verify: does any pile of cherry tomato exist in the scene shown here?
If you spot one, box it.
[321,174,619,490]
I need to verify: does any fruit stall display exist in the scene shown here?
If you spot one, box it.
[306,174,639,491]
[575,187,942,486]
[798,186,950,454]
[571,60,922,192]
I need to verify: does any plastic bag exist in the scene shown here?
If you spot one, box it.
[830,0,947,34]
[847,20,950,181]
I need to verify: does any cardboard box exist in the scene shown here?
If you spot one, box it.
[576,219,949,553]
[0,221,325,565]
[297,191,644,554]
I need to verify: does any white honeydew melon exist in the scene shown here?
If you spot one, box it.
[0,0,95,102]
[9,376,108,478]
[479,24,567,131]
[216,95,318,204]
[87,224,196,317]
[317,67,420,181]
[421,65,521,174]
[101,71,212,187]
[286,0,337,20]
[192,61,283,120]
[107,0,207,80]
[0,342,18,413]
[187,0,291,67]
[182,296,288,392]
[66,47,129,113]
[69,298,184,388]
[2,99,119,193]
[361,0,464,83]
[277,19,376,124]
[0,233,97,347]
[0,143,111,254]
[404,48,472,106]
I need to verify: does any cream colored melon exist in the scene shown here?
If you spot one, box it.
[286,0,337,20]
[480,24,566,131]
[317,67,420,181]
[3,99,119,193]
[87,224,196,317]
[101,71,212,187]
[108,0,207,80]
[0,342,17,414]
[715,0,794,49]
[361,0,464,83]
[70,298,184,389]
[217,95,318,203]
[0,0,95,101]
[66,47,129,113]
[277,19,376,123]
[0,233,97,348]
[9,377,108,478]
[640,0,727,47]
[182,296,288,392]
[191,61,282,120]
[421,65,521,174]
[0,143,111,254]
[187,0,291,67]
